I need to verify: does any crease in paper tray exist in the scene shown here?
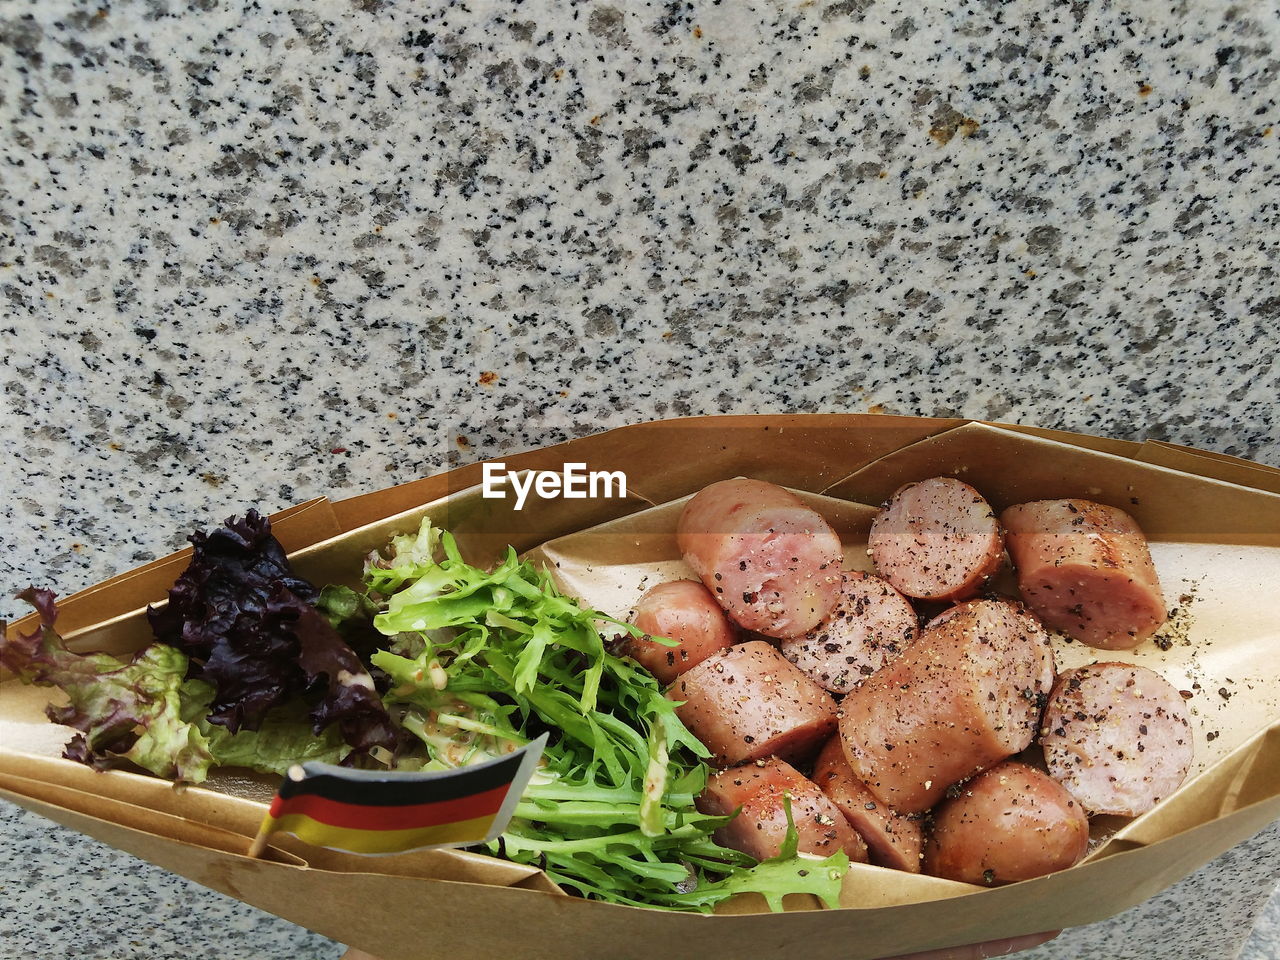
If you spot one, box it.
[821,421,1280,544]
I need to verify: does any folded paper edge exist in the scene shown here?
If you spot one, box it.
[819,421,1280,503]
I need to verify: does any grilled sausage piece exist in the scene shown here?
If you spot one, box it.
[698,758,869,862]
[1040,662,1192,817]
[622,580,737,685]
[669,640,838,768]
[779,572,919,694]
[1002,499,1166,650]
[923,761,1090,886]
[868,477,1004,602]
[926,599,1056,695]
[838,600,1055,814]
[676,478,844,639]
[812,736,922,872]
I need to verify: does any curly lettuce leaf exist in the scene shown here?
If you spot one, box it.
[363,519,849,912]
[2,588,217,782]
[146,509,313,731]
[196,689,349,774]
[1,589,351,782]
[267,584,399,753]
[657,796,850,912]
[315,583,384,663]
[147,510,394,753]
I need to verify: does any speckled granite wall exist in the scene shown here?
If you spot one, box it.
[1,0,1277,958]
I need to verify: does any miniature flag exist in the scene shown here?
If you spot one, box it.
[247,734,547,858]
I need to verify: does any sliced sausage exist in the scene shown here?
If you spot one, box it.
[622,580,737,685]
[813,735,922,872]
[669,640,838,767]
[868,477,1004,602]
[1040,662,1192,817]
[779,572,918,694]
[922,600,977,629]
[1002,499,1166,650]
[676,478,844,638]
[923,760,1089,886]
[838,599,1055,813]
[698,758,869,862]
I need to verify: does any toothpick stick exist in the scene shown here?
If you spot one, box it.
[246,815,276,859]
[247,764,305,858]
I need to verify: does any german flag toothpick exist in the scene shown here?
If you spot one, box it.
[247,734,547,858]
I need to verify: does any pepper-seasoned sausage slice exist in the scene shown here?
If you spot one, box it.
[923,761,1089,886]
[779,571,918,694]
[812,736,922,872]
[839,599,1055,813]
[1040,662,1192,817]
[1002,499,1166,650]
[669,640,838,768]
[698,758,869,863]
[868,477,1004,602]
[622,580,737,685]
[677,478,844,638]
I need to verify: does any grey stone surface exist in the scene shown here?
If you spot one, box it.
[1,0,1277,957]
[0,802,341,960]
[1245,888,1280,960]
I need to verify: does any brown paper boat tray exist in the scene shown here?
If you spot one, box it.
[3,415,1279,960]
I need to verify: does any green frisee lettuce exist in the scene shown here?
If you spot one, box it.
[363,518,848,912]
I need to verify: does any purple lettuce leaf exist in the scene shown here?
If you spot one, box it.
[147,509,311,731]
[265,585,399,753]
[147,510,395,753]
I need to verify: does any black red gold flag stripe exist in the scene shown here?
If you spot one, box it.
[247,734,547,857]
